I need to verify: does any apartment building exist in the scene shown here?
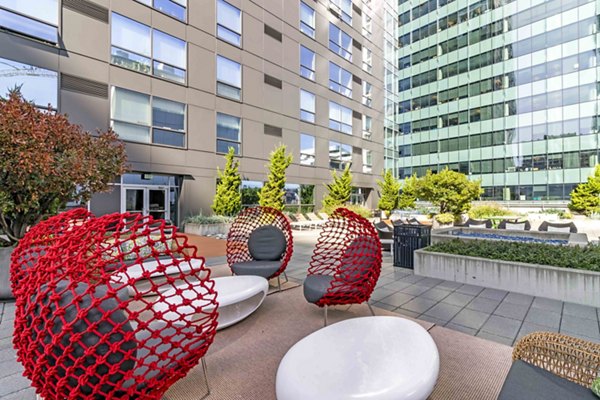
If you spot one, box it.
[394,0,600,201]
[0,0,389,225]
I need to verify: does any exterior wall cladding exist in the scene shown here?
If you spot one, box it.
[395,0,600,201]
[0,0,390,226]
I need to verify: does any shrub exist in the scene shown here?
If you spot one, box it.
[434,213,455,224]
[258,145,293,211]
[322,165,352,207]
[377,169,400,214]
[399,174,418,210]
[568,165,600,216]
[212,147,242,216]
[468,203,514,219]
[425,239,600,272]
[184,214,234,225]
[416,168,483,216]
[560,211,573,220]
[320,204,371,219]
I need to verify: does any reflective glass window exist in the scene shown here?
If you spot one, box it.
[217,0,242,46]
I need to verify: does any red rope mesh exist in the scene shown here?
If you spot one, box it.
[307,207,382,307]
[226,206,293,279]
[12,212,218,400]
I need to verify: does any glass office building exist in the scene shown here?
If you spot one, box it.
[394,0,600,200]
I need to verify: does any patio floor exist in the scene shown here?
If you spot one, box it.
[0,228,599,398]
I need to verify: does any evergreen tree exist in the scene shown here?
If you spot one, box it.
[568,164,600,215]
[211,147,242,216]
[258,144,293,211]
[416,168,483,216]
[322,165,352,207]
[398,174,418,210]
[377,169,401,214]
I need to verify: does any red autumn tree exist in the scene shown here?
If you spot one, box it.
[0,90,128,245]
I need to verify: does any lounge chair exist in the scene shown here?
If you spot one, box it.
[463,218,492,228]
[374,221,393,251]
[288,214,313,230]
[306,212,327,228]
[498,219,531,231]
[538,221,578,233]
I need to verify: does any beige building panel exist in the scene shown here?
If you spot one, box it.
[60,90,109,132]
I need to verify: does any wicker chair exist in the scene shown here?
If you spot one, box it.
[12,213,219,400]
[227,206,293,291]
[303,208,382,325]
[498,332,600,399]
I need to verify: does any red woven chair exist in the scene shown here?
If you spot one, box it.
[303,208,382,325]
[13,212,219,400]
[226,206,293,291]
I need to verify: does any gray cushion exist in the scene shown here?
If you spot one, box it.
[498,360,597,400]
[303,275,334,303]
[231,260,281,278]
[248,225,286,261]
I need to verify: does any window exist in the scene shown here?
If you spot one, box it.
[300,46,316,80]
[362,47,372,73]
[216,112,241,154]
[216,55,242,100]
[300,2,315,38]
[329,141,352,169]
[329,23,352,61]
[362,149,372,173]
[300,133,315,166]
[362,115,372,139]
[362,13,372,39]
[136,0,186,22]
[330,0,352,25]
[0,57,57,109]
[362,81,372,107]
[300,90,316,123]
[329,101,352,134]
[111,13,186,83]
[217,0,241,46]
[111,87,186,147]
[0,0,58,43]
[329,62,352,97]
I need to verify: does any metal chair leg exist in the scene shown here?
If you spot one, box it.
[367,302,375,316]
[283,271,289,283]
[277,275,282,292]
[200,357,211,399]
[324,304,328,327]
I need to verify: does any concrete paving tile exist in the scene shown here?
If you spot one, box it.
[423,302,462,322]
[480,315,522,339]
[560,315,600,339]
[375,276,396,287]
[493,302,529,320]
[399,297,438,314]
[455,284,485,296]
[516,322,553,342]
[418,315,447,326]
[0,348,16,363]
[531,297,563,313]
[399,284,431,296]
[382,280,412,291]
[466,297,501,313]
[0,360,24,380]
[416,277,444,287]
[370,288,396,302]
[445,323,477,336]
[503,292,534,306]
[371,302,397,312]
[442,292,474,308]
[0,373,32,397]
[378,292,414,308]
[395,308,421,319]
[435,280,462,291]
[420,288,452,302]
[399,274,425,284]
[563,302,598,320]
[524,308,561,329]
[476,331,515,347]
[479,288,508,301]
[449,308,490,330]
[1,388,36,400]
[560,330,600,344]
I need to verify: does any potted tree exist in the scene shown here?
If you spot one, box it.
[0,91,127,298]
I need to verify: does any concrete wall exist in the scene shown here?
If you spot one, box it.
[414,250,600,307]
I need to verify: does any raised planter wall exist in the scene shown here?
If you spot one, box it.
[414,249,600,307]
[183,223,231,236]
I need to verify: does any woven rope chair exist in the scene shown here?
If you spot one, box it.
[303,208,382,325]
[226,206,293,291]
[13,212,219,400]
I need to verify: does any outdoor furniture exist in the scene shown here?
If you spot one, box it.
[306,212,327,227]
[374,221,393,251]
[538,221,578,233]
[154,275,268,330]
[303,208,382,325]
[498,219,531,231]
[13,213,219,399]
[289,213,314,230]
[498,331,600,400]
[276,316,440,400]
[463,218,493,228]
[318,212,329,221]
[227,206,293,291]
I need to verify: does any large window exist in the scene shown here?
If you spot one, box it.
[300,46,316,81]
[217,0,241,46]
[329,141,352,170]
[300,89,316,123]
[135,0,186,22]
[362,13,372,39]
[329,23,352,61]
[0,57,57,109]
[329,62,352,98]
[216,112,241,154]
[362,47,372,73]
[216,55,242,100]
[300,2,315,38]
[362,115,372,139]
[362,149,372,173]
[362,81,372,107]
[111,13,186,83]
[0,0,58,43]
[330,0,352,25]
[111,87,186,147]
[329,101,352,134]
[300,133,315,166]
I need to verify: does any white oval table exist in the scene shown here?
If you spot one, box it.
[153,275,269,330]
[276,316,439,400]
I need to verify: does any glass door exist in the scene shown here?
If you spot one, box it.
[121,186,170,221]
[124,188,145,214]
[148,188,168,221]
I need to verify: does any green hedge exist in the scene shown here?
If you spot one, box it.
[425,239,600,272]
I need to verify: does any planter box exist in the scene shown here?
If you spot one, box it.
[184,223,231,237]
[414,249,600,307]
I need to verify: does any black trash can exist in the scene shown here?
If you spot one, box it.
[393,224,432,268]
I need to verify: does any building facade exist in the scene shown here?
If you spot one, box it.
[394,0,600,201]
[0,0,389,225]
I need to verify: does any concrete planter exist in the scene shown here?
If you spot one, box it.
[414,249,600,307]
[0,246,14,300]
[184,222,231,236]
